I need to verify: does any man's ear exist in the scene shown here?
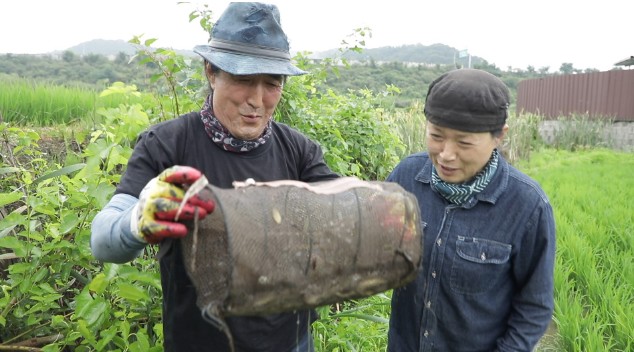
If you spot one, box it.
[497,124,510,145]
[205,63,216,90]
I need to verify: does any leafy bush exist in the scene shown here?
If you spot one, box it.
[278,51,405,180]
[0,83,164,350]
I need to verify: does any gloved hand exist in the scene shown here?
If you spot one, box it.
[131,166,215,244]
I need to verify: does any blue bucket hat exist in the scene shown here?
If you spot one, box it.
[193,2,307,76]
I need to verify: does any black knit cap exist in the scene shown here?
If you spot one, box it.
[424,69,510,132]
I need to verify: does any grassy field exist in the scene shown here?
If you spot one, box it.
[519,149,634,351]
[0,75,148,126]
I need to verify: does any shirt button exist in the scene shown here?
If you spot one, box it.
[424,330,429,337]
[431,271,437,278]
[426,301,431,308]
[436,238,442,246]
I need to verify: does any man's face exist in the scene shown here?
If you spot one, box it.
[209,69,283,141]
[426,122,506,184]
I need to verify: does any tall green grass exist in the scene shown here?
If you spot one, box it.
[0,75,145,126]
[388,101,427,158]
[519,149,634,351]
[504,112,543,162]
[546,113,615,150]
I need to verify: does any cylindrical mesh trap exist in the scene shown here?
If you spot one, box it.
[180,177,423,321]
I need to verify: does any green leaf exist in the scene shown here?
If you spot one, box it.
[77,319,97,345]
[116,282,149,302]
[39,282,59,294]
[103,263,121,281]
[31,266,49,283]
[96,325,118,351]
[330,312,389,324]
[143,38,158,47]
[119,319,131,342]
[30,293,63,303]
[60,212,80,235]
[0,224,17,238]
[51,315,67,328]
[33,163,85,185]
[75,290,109,328]
[127,271,162,290]
[89,182,116,208]
[18,276,33,293]
[0,191,22,208]
[0,166,21,176]
[0,236,26,256]
[129,330,150,352]
[41,346,59,352]
[89,273,109,294]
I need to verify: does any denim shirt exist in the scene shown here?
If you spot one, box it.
[387,152,555,352]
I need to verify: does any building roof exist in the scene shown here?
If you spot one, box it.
[615,56,634,66]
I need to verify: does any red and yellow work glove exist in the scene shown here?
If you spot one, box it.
[130,166,215,244]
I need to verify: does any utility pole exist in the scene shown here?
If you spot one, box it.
[458,49,470,68]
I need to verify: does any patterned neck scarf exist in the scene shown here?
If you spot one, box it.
[200,94,273,153]
[431,149,499,205]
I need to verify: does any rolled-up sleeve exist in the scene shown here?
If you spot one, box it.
[90,193,147,263]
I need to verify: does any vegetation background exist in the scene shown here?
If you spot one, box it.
[1,11,632,352]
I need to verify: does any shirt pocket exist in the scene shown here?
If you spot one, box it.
[449,236,512,295]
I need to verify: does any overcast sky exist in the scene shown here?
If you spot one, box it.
[1,0,631,71]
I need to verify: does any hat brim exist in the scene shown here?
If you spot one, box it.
[194,45,307,76]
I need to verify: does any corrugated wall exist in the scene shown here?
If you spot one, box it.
[516,70,634,121]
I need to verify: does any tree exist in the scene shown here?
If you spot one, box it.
[559,62,574,74]
[538,66,550,74]
[61,50,76,63]
[82,53,106,65]
[114,51,130,65]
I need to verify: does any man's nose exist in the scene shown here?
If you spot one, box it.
[246,82,266,108]
[439,141,458,161]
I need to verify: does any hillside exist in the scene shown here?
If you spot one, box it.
[61,39,479,67]
[64,39,198,58]
[65,39,138,56]
[312,43,486,66]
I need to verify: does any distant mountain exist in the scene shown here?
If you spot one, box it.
[58,39,486,66]
[311,43,486,66]
[62,39,197,58]
[64,39,137,56]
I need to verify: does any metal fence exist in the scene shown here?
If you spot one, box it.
[516,70,634,121]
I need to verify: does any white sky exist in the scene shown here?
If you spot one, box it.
[0,0,631,71]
